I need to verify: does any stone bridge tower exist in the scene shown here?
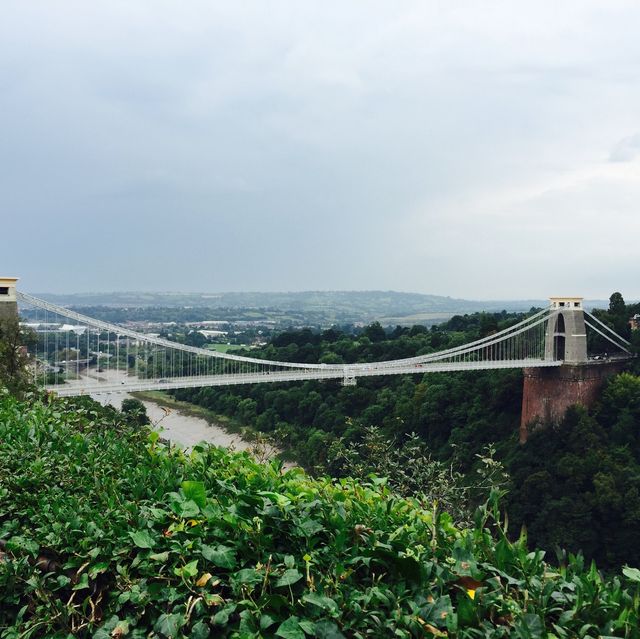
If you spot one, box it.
[0,277,18,322]
[544,297,588,363]
[520,296,624,443]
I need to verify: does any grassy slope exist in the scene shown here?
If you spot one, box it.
[1,392,639,638]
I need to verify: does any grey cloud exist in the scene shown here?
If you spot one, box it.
[609,134,640,162]
[2,1,640,298]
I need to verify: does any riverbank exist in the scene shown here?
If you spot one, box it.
[132,390,244,435]
[132,390,281,459]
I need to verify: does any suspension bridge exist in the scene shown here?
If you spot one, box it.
[0,279,632,398]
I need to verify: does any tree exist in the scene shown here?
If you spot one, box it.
[609,292,626,315]
[0,316,35,396]
[363,322,386,343]
[121,398,150,426]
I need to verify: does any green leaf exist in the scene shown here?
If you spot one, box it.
[419,594,453,627]
[298,518,324,536]
[191,620,210,639]
[182,480,207,508]
[201,544,236,569]
[88,561,110,578]
[129,530,155,549]
[276,568,303,587]
[299,620,316,635]
[178,499,201,518]
[149,551,169,562]
[302,592,339,613]
[260,614,277,630]
[456,591,476,627]
[175,559,199,578]
[72,572,90,591]
[233,568,262,586]
[212,604,237,626]
[275,616,305,639]
[622,566,640,583]
[515,614,544,639]
[314,620,346,639]
[6,536,39,557]
[155,613,182,637]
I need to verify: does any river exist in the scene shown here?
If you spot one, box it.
[66,368,280,456]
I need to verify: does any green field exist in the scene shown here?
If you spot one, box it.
[206,343,247,353]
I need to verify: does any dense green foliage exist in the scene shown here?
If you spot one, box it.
[170,302,640,569]
[2,392,640,638]
[507,374,640,569]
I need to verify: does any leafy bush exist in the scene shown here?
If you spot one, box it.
[121,398,151,426]
[1,391,640,637]
[323,426,509,527]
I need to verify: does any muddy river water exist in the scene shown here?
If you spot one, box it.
[68,369,277,455]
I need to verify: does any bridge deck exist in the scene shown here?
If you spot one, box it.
[49,358,562,397]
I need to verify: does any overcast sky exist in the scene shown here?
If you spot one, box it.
[2,1,640,299]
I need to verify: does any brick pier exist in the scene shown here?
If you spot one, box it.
[520,361,626,443]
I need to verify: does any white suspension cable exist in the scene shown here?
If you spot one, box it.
[584,319,631,354]
[583,310,631,345]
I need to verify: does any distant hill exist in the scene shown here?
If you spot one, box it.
[31,290,609,325]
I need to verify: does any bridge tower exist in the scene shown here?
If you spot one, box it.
[544,297,587,363]
[0,277,18,322]
[521,295,623,443]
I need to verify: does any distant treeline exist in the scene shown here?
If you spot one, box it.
[34,288,558,324]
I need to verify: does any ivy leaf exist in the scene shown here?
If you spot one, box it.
[178,499,201,518]
[196,572,213,587]
[175,559,199,578]
[276,569,303,587]
[275,616,305,639]
[260,614,277,630]
[191,620,210,639]
[299,620,316,635]
[233,568,262,585]
[314,621,346,639]
[212,604,237,626]
[129,530,155,549]
[201,544,236,569]
[297,518,324,537]
[456,591,476,626]
[182,480,207,508]
[302,592,339,613]
[155,613,182,637]
[88,561,110,578]
[149,551,169,562]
